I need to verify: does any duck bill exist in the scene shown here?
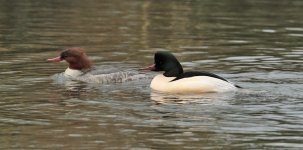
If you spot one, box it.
[47,56,63,62]
[139,64,156,71]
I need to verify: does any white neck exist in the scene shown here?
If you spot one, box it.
[64,68,83,77]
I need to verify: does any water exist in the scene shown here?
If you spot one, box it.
[0,0,303,149]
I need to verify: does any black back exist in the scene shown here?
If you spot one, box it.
[171,71,229,82]
[171,71,242,88]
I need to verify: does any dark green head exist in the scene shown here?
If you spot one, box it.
[153,51,183,77]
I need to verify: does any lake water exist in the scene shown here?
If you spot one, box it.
[0,0,303,149]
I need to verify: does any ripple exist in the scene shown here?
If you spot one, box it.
[262,29,276,33]
[0,118,50,125]
[228,40,250,44]
[222,56,274,62]
[288,33,303,37]
[0,61,11,65]
[179,46,209,49]
[0,71,22,75]
[0,85,20,91]
[194,60,218,64]
[285,27,303,31]
[179,51,207,55]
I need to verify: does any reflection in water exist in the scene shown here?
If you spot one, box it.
[150,91,235,105]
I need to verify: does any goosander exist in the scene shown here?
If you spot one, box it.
[47,47,146,83]
[47,47,93,77]
[142,51,241,93]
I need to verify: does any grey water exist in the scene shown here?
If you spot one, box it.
[0,0,303,149]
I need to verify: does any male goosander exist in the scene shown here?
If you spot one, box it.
[47,47,146,83]
[142,51,241,93]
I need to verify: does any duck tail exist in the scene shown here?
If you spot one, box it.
[235,84,242,88]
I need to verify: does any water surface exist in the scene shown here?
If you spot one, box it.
[0,0,303,149]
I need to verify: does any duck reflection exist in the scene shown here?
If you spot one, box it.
[150,90,237,105]
[49,72,95,99]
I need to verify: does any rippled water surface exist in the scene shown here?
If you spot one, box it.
[1,0,303,149]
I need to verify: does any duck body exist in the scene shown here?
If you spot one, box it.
[144,51,241,93]
[47,48,146,83]
[62,66,146,84]
[151,74,237,93]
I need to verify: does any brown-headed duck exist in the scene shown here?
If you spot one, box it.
[47,47,93,77]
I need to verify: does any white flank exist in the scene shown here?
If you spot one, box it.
[150,74,237,93]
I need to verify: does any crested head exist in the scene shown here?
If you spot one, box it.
[153,51,183,77]
[61,47,92,70]
[47,47,93,70]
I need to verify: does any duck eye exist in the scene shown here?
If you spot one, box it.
[60,52,69,59]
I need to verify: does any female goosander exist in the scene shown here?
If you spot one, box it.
[47,47,93,77]
[142,51,241,93]
[47,47,146,83]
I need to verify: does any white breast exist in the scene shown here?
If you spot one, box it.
[150,74,237,93]
[64,68,84,77]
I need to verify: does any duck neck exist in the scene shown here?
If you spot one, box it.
[68,60,92,70]
[163,65,183,77]
[69,62,84,70]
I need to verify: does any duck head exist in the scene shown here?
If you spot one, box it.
[142,51,183,77]
[47,47,92,70]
